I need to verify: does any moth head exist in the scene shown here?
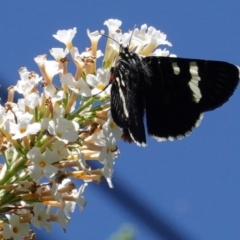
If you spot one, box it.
[119,44,131,58]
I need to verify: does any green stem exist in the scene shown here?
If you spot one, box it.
[67,97,96,120]
[0,157,27,185]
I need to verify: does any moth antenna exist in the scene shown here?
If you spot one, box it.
[128,25,137,47]
[91,83,110,98]
[99,30,120,46]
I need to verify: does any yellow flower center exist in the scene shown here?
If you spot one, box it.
[107,147,111,153]
[97,84,105,91]
[13,226,18,234]
[20,127,26,133]
[38,215,42,221]
[39,160,46,168]
[109,121,115,129]
[57,131,62,138]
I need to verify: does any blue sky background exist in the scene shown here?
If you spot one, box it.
[0,1,240,240]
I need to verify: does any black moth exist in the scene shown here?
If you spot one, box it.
[110,45,239,146]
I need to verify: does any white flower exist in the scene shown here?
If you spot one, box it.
[43,83,57,97]
[0,105,7,128]
[149,48,170,57]
[5,112,41,140]
[15,68,42,95]
[52,27,77,50]
[70,47,83,63]
[102,163,114,188]
[80,49,103,59]
[16,181,34,192]
[52,140,70,159]
[137,24,171,46]
[98,134,118,165]
[87,29,102,43]
[86,29,103,59]
[54,105,68,117]
[72,183,88,212]
[34,56,60,81]
[57,179,78,217]
[54,206,70,228]
[63,200,76,218]
[31,203,52,232]
[50,48,69,61]
[51,90,66,105]
[104,19,122,35]
[2,214,30,240]
[102,111,122,140]
[86,68,111,96]
[47,117,79,144]
[50,182,62,201]
[97,132,118,188]
[103,19,123,68]
[25,92,40,109]
[60,73,91,96]
[132,24,172,55]
[74,148,90,174]
[27,147,60,181]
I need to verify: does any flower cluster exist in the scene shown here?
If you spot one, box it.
[0,19,171,239]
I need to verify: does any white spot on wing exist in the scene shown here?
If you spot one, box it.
[116,77,129,118]
[194,113,204,128]
[188,62,202,102]
[235,65,240,78]
[172,62,180,75]
[153,136,167,142]
[119,72,125,86]
[129,130,147,147]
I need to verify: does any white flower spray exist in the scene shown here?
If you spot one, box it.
[0,19,171,239]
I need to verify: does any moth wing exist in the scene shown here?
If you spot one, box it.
[143,57,239,140]
[110,69,146,146]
